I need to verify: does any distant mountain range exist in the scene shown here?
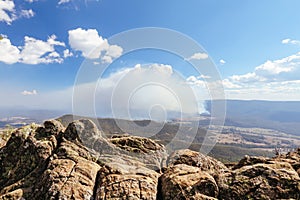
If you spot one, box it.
[1,100,300,161]
[206,100,300,135]
[0,108,64,128]
[1,100,300,135]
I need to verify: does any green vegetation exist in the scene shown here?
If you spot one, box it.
[208,144,274,163]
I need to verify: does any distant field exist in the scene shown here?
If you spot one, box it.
[207,100,300,136]
[1,99,300,162]
[57,115,290,162]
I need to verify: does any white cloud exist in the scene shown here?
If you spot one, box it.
[282,38,300,45]
[186,75,206,87]
[255,60,294,75]
[222,79,241,89]
[229,52,300,84]
[20,9,35,18]
[58,0,71,5]
[230,72,264,83]
[19,35,65,64]
[0,64,208,119]
[198,74,211,79]
[222,52,300,100]
[102,45,123,63]
[68,28,123,63]
[0,34,66,65]
[0,0,15,24]
[25,0,39,3]
[21,90,38,96]
[63,49,73,58]
[0,35,20,64]
[186,52,208,61]
[0,0,35,24]
[220,59,226,64]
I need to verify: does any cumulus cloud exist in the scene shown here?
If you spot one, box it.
[198,74,211,79]
[68,28,123,63]
[185,52,208,61]
[229,52,300,84]
[0,34,67,65]
[186,76,206,87]
[282,38,300,45]
[21,90,38,96]
[0,0,15,24]
[219,59,226,65]
[223,52,300,100]
[20,9,35,18]
[63,49,73,58]
[0,35,20,64]
[0,0,35,24]
[19,35,65,64]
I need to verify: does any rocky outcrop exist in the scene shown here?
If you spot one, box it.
[167,149,229,176]
[95,160,159,200]
[109,135,167,171]
[159,164,219,200]
[0,119,300,199]
[0,122,57,195]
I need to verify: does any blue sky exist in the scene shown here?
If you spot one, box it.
[1,0,300,112]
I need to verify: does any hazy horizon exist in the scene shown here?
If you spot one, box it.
[1,0,300,120]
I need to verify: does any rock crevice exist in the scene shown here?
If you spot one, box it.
[0,119,299,200]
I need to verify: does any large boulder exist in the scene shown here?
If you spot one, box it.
[0,122,58,195]
[95,159,159,200]
[109,135,168,171]
[31,139,100,199]
[1,118,300,199]
[167,149,229,176]
[159,164,219,200]
[219,160,300,199]
[276,148,300,175]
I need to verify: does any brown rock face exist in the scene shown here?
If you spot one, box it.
[0,123,57,195]
[109,135,168,171]
[0,118,300,199]
[95,161,159,200]
[219,157,300,200]
[159,164,219,200]
[167,149,229,176]
[31,140,100,199]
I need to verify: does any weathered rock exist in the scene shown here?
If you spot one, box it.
[64,119,101,143]
[277,148,300,174]
[0,123,57,194]
[0,189,23,200]
[219,161,300,199]
[110,135,168,171]
[167,149,229,176]
[232,155,273,170]
[31,139,100,200]
[95,159,160,200]
[159,164,219,200]
[35,119,65,139]
[1,118,300,200]
[64,119,117,157]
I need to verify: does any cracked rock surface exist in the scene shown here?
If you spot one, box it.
[0,119,299,199]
